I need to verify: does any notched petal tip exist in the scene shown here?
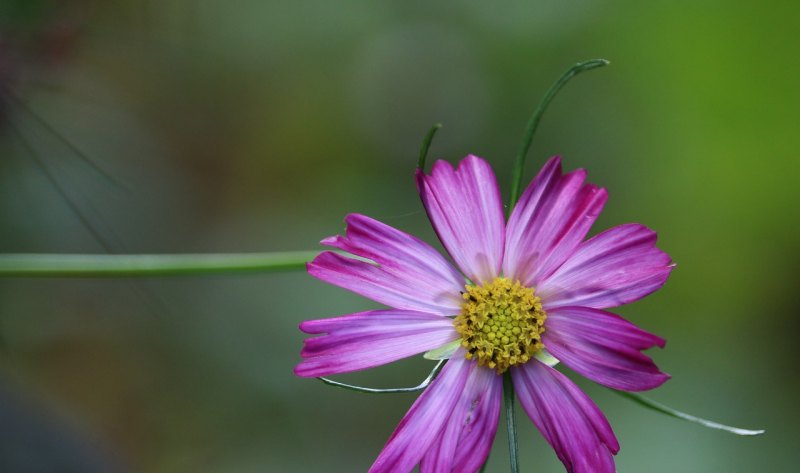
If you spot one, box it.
[544,154,563,168]
[293,363,315,378]
[320,235,340,246]
[624,371,671,392]
[543,307,670,392]
[298,320,320,335]
[460,153,489,168]
[417,154,505,284]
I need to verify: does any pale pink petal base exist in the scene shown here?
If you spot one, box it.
[543,307,670,391]
[369,355,473,473]
[295,310,458,377]
[420,364,502,473]
[513,360,619,473]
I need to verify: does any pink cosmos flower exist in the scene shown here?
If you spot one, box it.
[296,155,673,473]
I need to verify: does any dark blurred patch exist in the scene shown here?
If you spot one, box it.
[0,379,126,472]
[0,0,87,117]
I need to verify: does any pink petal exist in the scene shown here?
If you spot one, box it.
[308,214,466,315]
[369,355,473,473]
[416,155,505,284]
[419,365,502,473]
[513,360,619,473]
[503,156,608,287]
[543,307,670,391]
[538,223,673,310]
[295,310,458,378]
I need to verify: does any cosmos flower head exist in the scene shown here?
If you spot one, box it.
[296,155,673,473]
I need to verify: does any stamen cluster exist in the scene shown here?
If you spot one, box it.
[454,277,546,373]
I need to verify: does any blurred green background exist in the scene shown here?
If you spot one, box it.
[0,1,797,471]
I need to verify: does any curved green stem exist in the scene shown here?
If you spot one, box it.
[318,359,446,394]
[508,59,609,210]
[503,371,519,473]
[0,251,318,277]
[613,390,765,436]
[417,123,443,172]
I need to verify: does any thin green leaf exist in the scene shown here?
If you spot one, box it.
[0,252,318,277]
[508,59,609,211]
[503,371,520,473]
[417,123,442,172]
[317,359,446,394]
[614,390,765,436]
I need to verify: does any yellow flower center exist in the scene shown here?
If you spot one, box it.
[454,277,547,374]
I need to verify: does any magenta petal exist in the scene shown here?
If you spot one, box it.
[504,156,608,287]
[419,365,502,473]
[539,223,673,310]
[308,215,467,315]
[513,361,619,473]
[543,307,670,391]
[369,356,473,473]
[416,155,505,284]
[295,310,458,378]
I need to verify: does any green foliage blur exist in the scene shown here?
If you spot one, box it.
[0,1,796,471]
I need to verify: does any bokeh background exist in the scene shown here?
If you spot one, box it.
[0,1,797,471]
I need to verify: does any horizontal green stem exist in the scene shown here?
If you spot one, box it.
[0,251,318,278]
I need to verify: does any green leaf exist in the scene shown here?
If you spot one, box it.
[317,359,446,394]
[0,251,318,278]
[417,123,442,172]
[508,59,609,211]
[613,390,765,436]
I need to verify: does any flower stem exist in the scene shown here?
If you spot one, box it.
[508,59,609,210]
[317,359,446,394]
[612,390,765,436]
[417,123,443,172]
[503,371,519,473]
[0,252,318,278]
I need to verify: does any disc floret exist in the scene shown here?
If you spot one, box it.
[454,277,546,373]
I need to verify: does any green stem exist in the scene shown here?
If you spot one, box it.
[0,251,318,278]
[508,59,609,210]
[318,359,446,394]
[503,371,519,473]
[613,390,765,436]
[417,123,443,172]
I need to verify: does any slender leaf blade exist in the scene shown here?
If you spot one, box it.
[317,359,446,394]
[614,390,765,436]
